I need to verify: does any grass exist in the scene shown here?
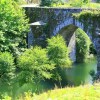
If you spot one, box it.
[32,83,100,100]
[0,80,54,100]
[2,83,100,100]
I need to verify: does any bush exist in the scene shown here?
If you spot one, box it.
[0,0,29,56]
[0,52,15,83]
[75,28,91,62]
[47,35,72,81]
[17,46,54,85]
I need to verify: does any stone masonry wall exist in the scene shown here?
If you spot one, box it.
[24,7,100,72]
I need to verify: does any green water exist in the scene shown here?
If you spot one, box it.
[0,57,97,98]
[66,57,97,86]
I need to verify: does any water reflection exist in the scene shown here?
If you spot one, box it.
[66,57,97,86]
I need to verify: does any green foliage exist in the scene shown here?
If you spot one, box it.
[1,83,100,99]
[51,0,100,8]
[73,10,100,34]
[73,10,100,27]
[32,83,100,100]
[17,46,54,85]
[89,43,96,54]
[83,0,90,3]
[47,35,72,81]
[14,0,27,4]
[1,94,11,100]
[73,10,100,20]
[40,0,63,6]
[15,0,41,4]
[0,0,29,56]
[75,28,91,62]
[69,0,90,7]
[69,0,83,7]
[0,52,15,83]
[40,0,51,6]
[73,10,99,62]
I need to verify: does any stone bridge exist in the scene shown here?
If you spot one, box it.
[24,7,100,73]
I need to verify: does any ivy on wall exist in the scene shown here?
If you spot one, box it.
[73,10,100,40]
[73,10,100,21]
[73,10,100,30]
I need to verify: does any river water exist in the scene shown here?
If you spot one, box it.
[65,57,97,86]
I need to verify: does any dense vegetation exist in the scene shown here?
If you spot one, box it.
[0,0,99,99]
[75,28,91,62]
[0,52,15,84]
[0,0,29,84]
[17,46,54,85]
[0,0,29,56]
[73,10,100,31]
[14,0,100,8]
[17,35,72,87]
[0,34,72,98]
[40,0,63,6]
[40,0,100,8]
[47,35,72,82]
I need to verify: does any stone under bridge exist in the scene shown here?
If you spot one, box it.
[23,6,100,73]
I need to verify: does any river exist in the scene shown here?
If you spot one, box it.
[66,57,97,86]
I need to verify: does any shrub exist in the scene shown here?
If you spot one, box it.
[0,0,29,56]
[0,52,15,83]
[47,35,72,82]
[17,46,54,85]
[75,28,91,62]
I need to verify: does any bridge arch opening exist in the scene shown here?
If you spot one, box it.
[55,24,97,85]
[55,24,97,63]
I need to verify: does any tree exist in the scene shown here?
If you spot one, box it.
[75,28,91,62]
[0,0,29,56]
[17,46,54,85]
[0,52,15,84]
[40,0,63,6]
[47,35,72,82]
[83,0,90,3]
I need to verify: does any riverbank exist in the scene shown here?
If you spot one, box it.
[32,83,100,100]
[2,83,100,100]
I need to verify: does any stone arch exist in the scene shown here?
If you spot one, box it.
[53,17,74,36]
[53,23,96,62]
[53,18,92,43]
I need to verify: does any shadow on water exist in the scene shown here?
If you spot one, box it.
[65,57,97,86]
